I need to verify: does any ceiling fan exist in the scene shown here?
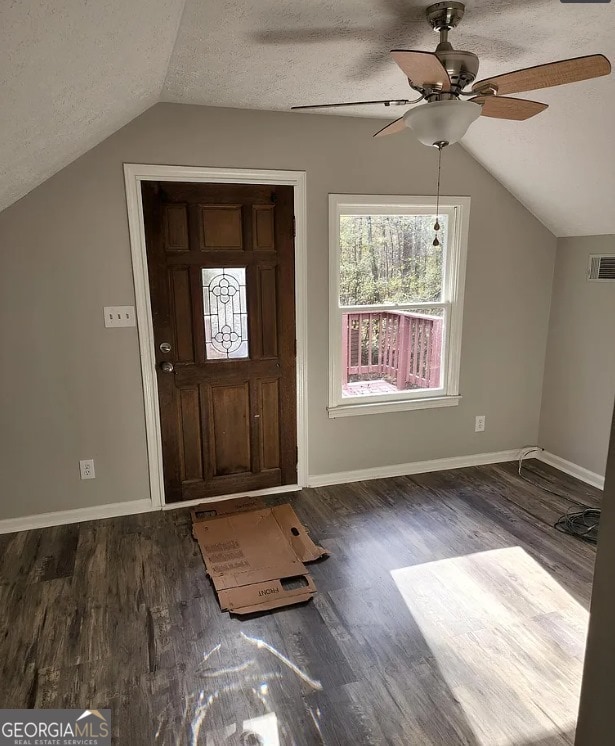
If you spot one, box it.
[291,1,611,148]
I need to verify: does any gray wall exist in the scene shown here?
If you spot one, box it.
[539,236,615,476]
[0,103,556,520]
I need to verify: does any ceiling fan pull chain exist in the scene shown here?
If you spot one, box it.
[433,144,443,247]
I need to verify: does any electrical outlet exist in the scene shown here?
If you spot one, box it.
[79,459,95,480]
[475,415,486,433]
[104,306,136,328]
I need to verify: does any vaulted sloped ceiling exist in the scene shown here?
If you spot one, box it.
[0,0,186,212]
[1,0,614,236]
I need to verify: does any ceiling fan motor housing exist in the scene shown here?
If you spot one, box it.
[434,49,480,93]
[425,2,479,94]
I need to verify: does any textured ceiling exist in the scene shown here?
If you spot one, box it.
[2,1,614,236]
[0,0,186,212]
[163,0,615,237]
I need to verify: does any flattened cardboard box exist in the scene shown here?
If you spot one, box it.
[191,498,328,615]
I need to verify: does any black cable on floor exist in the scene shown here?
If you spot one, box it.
[517,447,600,545]
[554,508,600,544]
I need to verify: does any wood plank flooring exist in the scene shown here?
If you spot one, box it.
[0,460,600,745]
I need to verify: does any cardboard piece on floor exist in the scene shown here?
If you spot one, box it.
[191,495,265,520]
[191,499,328,615]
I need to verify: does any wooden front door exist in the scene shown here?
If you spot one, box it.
[142,181,297,503]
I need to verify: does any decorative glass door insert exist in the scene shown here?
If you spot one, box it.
[202,267,249,359]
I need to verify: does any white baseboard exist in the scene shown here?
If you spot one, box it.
[1,449,601,535]
[307,449,521,488]
[538,450,605,490]
[0,485,303,534]
[0,498,154,535]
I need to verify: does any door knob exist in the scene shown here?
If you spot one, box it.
[160,361,174,373]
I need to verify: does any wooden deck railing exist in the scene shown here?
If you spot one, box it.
[342,310,443,390]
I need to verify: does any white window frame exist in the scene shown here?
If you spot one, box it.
[328,194,470,418]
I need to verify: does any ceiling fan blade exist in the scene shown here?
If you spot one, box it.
[473,54,611,96]
[471,95,548,121]
[373,117,407,138]
[291,99,412,111]
[390,50,451,90]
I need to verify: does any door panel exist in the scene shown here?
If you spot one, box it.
[163,204,189,251]
[260,379,281,471]
[259,266,279,358]
[252,205,276,250]
[142,181,297,502]
[210,382,251,476]
[200,205,243,250]
[179,388,203,481]
[171,268,195,363]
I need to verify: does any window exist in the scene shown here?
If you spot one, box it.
[202,267,249,359]
[328,195,470,417]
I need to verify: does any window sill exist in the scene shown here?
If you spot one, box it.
[328,395,462,418]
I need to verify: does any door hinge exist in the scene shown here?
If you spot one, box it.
[292,215,296,238]
[296,445,299,465]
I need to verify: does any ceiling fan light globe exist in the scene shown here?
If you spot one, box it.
[403,100,481,147]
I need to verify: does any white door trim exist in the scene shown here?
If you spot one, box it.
[123,164,308,509]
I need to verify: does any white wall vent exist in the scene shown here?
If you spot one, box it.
[588,254,615,282]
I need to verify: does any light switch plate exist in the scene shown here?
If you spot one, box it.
[104,306,136,328]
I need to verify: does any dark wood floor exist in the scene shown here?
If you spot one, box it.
[0,460,600,745]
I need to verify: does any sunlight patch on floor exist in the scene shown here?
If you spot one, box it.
[391,547,588,746]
